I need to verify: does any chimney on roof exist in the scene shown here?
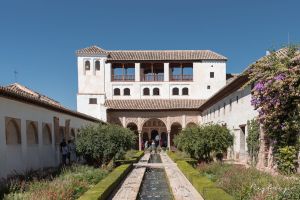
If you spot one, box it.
[266,51,271,56]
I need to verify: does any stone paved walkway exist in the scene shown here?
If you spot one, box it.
[161,153,204,200]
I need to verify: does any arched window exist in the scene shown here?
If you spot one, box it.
[153,88,160,96]
[182,87,189,95]
[172,87,179,95]
[124,88,130,96]
[143,88,150,96]
[85,60,90,70]
[95,60,100,71]
[43,124,52,145]
[27,121,38,145]
[114,88,120,96]
[5,118,21,145]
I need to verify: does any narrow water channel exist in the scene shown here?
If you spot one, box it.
[137,154,173,200]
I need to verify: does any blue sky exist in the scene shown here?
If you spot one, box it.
[0,0,299,110]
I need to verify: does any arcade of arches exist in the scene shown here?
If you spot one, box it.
[107,110,200,150]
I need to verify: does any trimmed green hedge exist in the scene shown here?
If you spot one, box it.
[168,151,197,165]
[168,152,233,200]
[133,151,144,158]
[115,151,144,166]
[78,164,132,200]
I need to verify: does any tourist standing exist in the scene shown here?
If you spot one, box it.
[60,139,68,166]
[68,139,77,163]
[144,140,148,150]
[151,140,156,153]
[155,134,160,147]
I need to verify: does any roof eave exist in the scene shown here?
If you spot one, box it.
[106,59,227,63]
[106,108,201,111]
[199,75,249,111]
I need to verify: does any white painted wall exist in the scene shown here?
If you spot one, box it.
[77,94,107,121]
[0,97,96,178]
[201,86,258,162]
[77,55,227,120]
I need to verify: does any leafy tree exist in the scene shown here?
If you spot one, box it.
[76,123,136,166]
[174,124,233,162]
[246,119,260,165]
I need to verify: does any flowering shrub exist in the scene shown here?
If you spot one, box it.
[247,46,300,173]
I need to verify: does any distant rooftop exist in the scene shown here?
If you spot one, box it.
[76,45,227,61]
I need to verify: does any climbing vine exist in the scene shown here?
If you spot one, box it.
[246,45,300,173]
[246,119,260,166]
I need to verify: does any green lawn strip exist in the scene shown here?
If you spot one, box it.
[168,152,233,200]
[78,164,132,200]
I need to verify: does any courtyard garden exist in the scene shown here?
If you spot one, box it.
[169,149,300,200]
[0,123,142,200]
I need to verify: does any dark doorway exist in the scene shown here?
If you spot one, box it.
[161,132,167,147]
[151,130,159,147]
[143,132,149,143]
[240,125,246,154]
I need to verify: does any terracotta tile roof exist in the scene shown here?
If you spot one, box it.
[107,50,227,61]
[105,99,205,110]
[0,83,103,123]
[5,83,61,106]
[76,45,227,61]
[76,46,108,56]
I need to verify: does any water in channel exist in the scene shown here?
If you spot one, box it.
[137,154,173,200]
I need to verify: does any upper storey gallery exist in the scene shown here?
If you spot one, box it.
[76,45,227,99]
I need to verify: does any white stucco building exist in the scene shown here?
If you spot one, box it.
[76,45,228,150]
[200,48,300,169]
[200,75,257,162]
[0,83,102,178]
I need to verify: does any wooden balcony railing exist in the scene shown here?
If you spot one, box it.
[141,74,164,82]
[170,75,193,81]
[112,75,135,81]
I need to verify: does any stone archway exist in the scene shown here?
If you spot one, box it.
[170,122,182,147]
[142,118,167,149]
[127,122,139,150]
[186,122,197,128]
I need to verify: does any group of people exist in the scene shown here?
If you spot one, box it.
[144,134,160,152]
[60,138,76,166]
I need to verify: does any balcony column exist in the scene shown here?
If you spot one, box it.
[138,130,142,151]
[164,63,169,81]
[135,63,140,82]
[167,130,171,150]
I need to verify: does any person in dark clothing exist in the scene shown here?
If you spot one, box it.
[60,139,68,166]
